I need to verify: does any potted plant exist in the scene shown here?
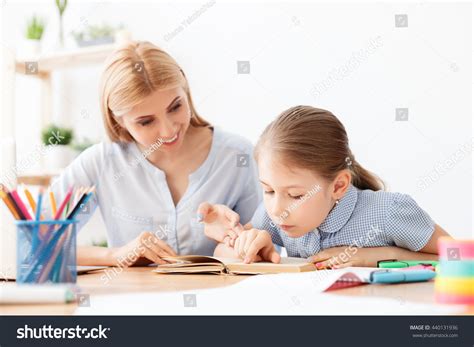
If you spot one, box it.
[41,124,75,171]
[55,0,68,47]
[72,23,123,47]
[24,15,46,56]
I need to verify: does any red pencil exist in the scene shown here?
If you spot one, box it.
[53,187,74,220]
[10,189,33,220]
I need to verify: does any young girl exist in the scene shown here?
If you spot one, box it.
[199,106,450,268]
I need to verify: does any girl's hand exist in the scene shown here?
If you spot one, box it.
[110,231,177,266]
[308,246,439,269]
[308,247,367,269]
[197,202,244,247]
[234,228,280,264]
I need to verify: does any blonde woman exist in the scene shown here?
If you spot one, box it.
[51,41,260,266]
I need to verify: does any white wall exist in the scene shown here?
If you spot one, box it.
[1,1,472,247]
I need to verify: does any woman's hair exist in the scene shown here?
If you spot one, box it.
[255,105,384,191]
[99,40,210,142]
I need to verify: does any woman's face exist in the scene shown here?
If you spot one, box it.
[119,86,192,153]
[257,149,337,238]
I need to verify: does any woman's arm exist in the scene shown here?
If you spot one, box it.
[78,231,178,266]
[78,246,116,266]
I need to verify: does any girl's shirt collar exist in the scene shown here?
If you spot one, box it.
[316,184,358,234]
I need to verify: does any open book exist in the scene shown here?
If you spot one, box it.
[152,256,316,275]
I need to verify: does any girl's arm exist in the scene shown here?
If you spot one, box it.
[309,224,451,268]
[418,224,451,253]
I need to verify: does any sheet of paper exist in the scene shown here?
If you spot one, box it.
[75,268,463,315]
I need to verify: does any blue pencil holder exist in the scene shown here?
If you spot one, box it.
[16,219,78,284]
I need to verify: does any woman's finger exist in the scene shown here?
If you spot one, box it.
[141,244,167,265]
[154,238,177,256]
[223,207,241,228]
[142,238,173,261]
[197,202,214,222]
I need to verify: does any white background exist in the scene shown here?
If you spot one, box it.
[0,0,472,256]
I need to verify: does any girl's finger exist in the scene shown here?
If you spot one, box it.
[314,257,339,269]
[308,250,331,263]
[235,235,246,259]
[233,223,244,235]
[226,229,238,240]
[244,234,268,263]
[243,231,257,255]
[332,261,354,269]
[233,237,241,257]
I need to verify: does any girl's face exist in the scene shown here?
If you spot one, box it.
[258,149,346,238]
[119,86,191,152]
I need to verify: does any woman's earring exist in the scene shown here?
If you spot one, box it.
[335,199,340,205]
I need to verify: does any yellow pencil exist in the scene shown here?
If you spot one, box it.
[49,189,57,216]
[23,185,36,214]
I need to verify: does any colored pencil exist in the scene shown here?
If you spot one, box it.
[10,190,33,220]
[0,189,20,220]
[49,189,57,216]
[53,187,73,220]
[23,185,36,214]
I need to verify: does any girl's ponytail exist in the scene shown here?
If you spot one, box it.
[348,155,384,191]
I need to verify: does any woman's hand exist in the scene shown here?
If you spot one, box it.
[109,231,177,266]
[308,246,439,269]
[234,228,280,264]
[197,202,244,247]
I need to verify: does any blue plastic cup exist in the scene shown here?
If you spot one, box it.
[16,219,78,284]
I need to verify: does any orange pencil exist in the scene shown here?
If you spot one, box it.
[49,189,57,216]
[0,189,20,220]
[23,185,36,214]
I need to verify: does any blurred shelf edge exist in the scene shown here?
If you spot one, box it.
[14,43,117,75]
[17,173,61,186]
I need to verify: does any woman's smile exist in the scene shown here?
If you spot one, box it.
[160,130,180,146]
